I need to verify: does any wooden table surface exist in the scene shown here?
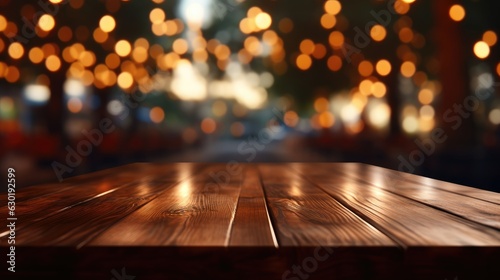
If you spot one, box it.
[1,163,499,279]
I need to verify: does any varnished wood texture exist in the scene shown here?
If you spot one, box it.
[1,163,499,279]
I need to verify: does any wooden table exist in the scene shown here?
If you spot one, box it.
[1,163,499,279]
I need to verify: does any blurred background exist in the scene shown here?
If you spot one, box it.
[1,0,499,192]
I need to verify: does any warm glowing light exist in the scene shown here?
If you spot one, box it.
[371,82,387,98]
[150,106,165,123]
[24,85,51,103]
[171,60,207,101]
[401,61,416,77]
[314,97,330,113]
[449,5,466,22]
[496,63,500,77]
[358,60,374,77]
[79,51,95,67]
[215,44,231,60]
[489,109,500,125]
[419,118,435,132]
[0,63,6,78]
[319,111,335,128]
[402,116,418,134]
[42,43,56,57]
[394,1,410,14]
[312,44,327,59]
[473,41,490,59]
[483,31,497,47]
[320,14,336,29]
[359,79,373,96]
[248,7,262,18]
[8,42,24,59]
[173,38,189,55]
[132,46,148,63]
[29,47,44,64]
[149,8,166,24]
[5,66,20,83]
[103,55,119,71]
[328,31,344,48]
[351,92,367,110]
[376,59,392,76]
[367,101,391,129]
[327,55,342,71]
[0,15,6,32]
[67,97,83,113]
[413,71,427,86]
[49,0,63,3]
[193,49,208,62]
[212,100,227,117]
[420,105,435,120]
[370,25,387,42]
[296,54,312,70]
[151,22,166,36]
[117,72,134,89]
[68,43,84,61]
[45,55,61,72]
[93,28,108,43]
[284,111,299,127]
[324,0,341,15]
[149,44,164,59]
[263,30,278,45]
[300,39,315,55]
[418,88,434,104]
[99,15,116,33]
[201,118,216,134]
[64,79,85,97]
[340,104,360,124]
[255,12,272,30]
[398,27,413,43]
[239,18,254,34]
[58,26,73,42]
[115,40,131,57]
[38,14,55,32]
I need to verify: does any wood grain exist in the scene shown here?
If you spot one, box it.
[89,164,243,246]
[1,162,500,279]
[0,164,203,240]
[292,164,500,246]
[258,164,396,247]
[324,163,500,230]
[0,163,202,246]
[229,165,277,246]
[349,163,500,205]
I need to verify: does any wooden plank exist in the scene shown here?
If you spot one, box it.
[0,163,181,206]
[257,164,396,247]
[89,164,243,246]
[293,164,500,246]
[229,165,277,247]
[0,163,202,247]
[323,163,500,230]
[351,163,500,205]
[0,163,203,237]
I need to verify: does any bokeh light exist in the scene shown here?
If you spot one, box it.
[449,5,466,22]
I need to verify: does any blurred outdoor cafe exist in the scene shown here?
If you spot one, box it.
[0,0,499,192]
